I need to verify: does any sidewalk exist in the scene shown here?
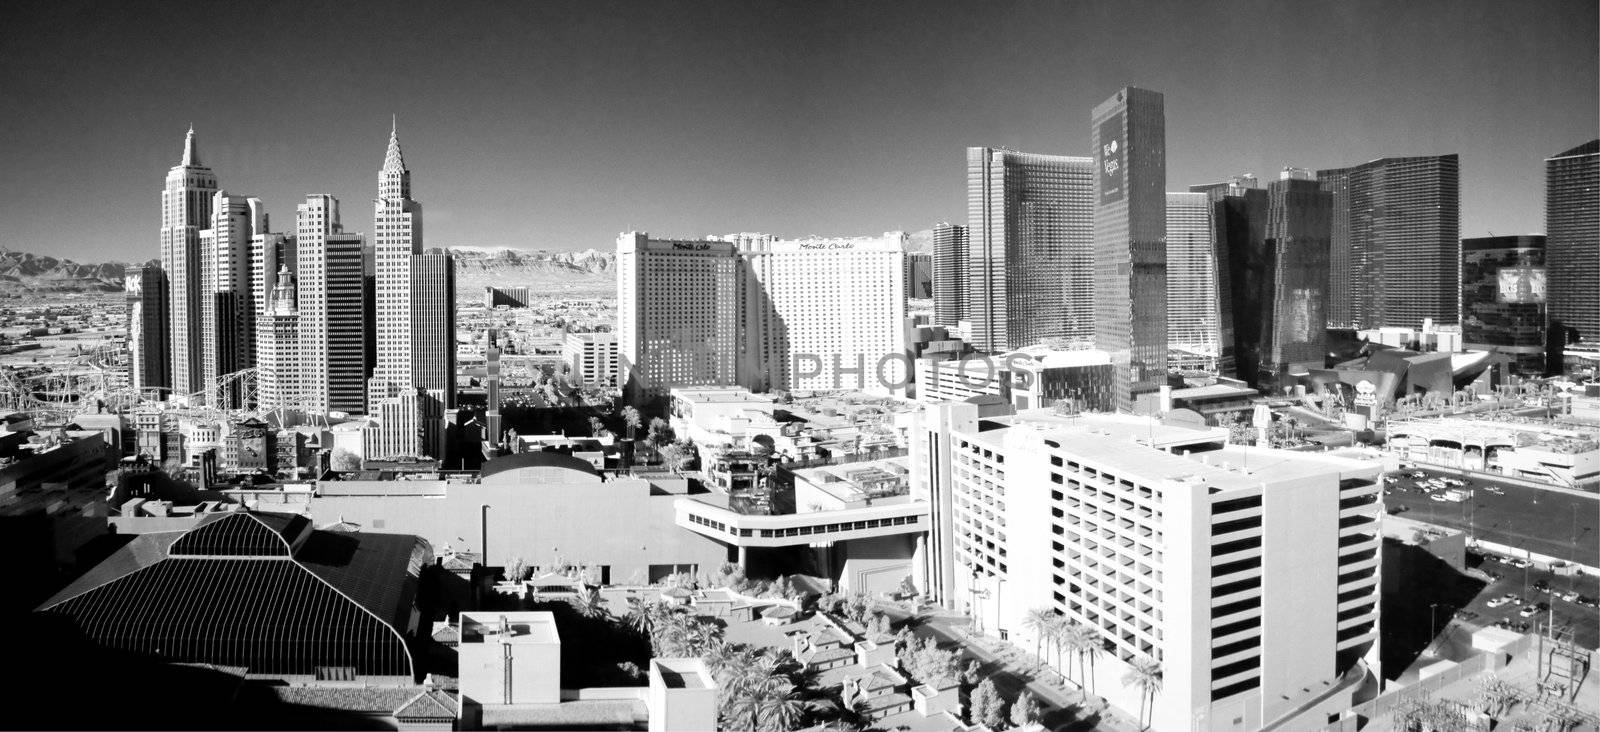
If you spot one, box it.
[891,606,1145,731]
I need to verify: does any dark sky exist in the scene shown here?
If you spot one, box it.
[2,0,1595,261]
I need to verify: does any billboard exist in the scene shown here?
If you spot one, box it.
[1497,266,1545,303]
[1097,111,1125,204]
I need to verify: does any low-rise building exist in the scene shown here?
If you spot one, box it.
[565,331,619,387]
[306,453,727,585]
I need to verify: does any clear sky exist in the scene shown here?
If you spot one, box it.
[2,0,1595,261]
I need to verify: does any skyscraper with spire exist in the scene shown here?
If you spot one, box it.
[365,120,454,459]
[159,126,217,399]
[371,117,423,391]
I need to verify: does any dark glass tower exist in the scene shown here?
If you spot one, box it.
[932,222,969,327]
[1198,172,1330,391]
[1316,155,1460,329]
[1092,87,1166,412]
[1261,172,1331,386]
[1461,235,1546,375]
[1545,140,1599,343]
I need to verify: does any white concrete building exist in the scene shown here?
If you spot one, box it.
[617,234,744,398]
[918,406,1383,731]
[159,126,218,397]
[295,194,368,415]
[564,331,619,387]
[740,233,907,394]
[617,230,907,398]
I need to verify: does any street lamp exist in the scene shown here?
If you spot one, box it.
[1428,603,1443,654]
[481,503,492,567]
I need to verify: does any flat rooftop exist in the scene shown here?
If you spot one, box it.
[459,611,560,645]
[967,413,1377,493]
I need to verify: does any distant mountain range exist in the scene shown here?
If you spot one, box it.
[0,249,144,295]
[1,229,931,299]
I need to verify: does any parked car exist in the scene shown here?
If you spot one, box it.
[1533,579,1550,593]
[1487,594,1514,608]
[1483,485,1504,495]
[1506,558,1534,568]
[1411,471,1427,479]
[1560,590,1580,602]
[1519,604,1540,617]
[1575,595,1598,608]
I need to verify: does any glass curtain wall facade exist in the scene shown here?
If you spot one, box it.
[1317,155,1460,329]
[1091,87,1168,412]
[1462,235,1547,374]
[966,148,1094,352]
[1545,140,1599,343]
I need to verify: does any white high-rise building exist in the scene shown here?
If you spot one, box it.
[362,122,455,461]
[565,332,619,387]
[741,233,906,393]
[1166,191,1222,370]
[913,406,1382,731]
[617,233,744,399]
[617,230,907,399]
[159,126,218,398]
[966,148,1095,353]
[295,194,367,415]
[257,266,300,413]
[371,119,423,392]
[197,191,256,407]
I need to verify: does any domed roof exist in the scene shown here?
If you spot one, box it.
[479,451,600,481]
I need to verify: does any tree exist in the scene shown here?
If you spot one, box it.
[1122,658,1162,731]
[505,557,527,583]
[1044,614,1067,674]
[970,678,1006,729]
[572,585,607,618]
[1010,690,1041,728]
[1078,627,1103,696]
[646,417,675,449]
[621,406,642,440]
[1022,608,1054,662]
[588,416,605,436]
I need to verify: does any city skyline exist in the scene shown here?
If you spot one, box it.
[3,0,1596,262]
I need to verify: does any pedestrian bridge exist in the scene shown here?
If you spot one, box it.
[674,494,928,548]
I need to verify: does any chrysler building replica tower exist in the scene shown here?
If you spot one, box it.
[365,119,454,460]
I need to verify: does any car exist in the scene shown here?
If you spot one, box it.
[1484,486,1504,495]
[1576,596,1598,608]
[1560,590,1580,602]
[1488,595,1513,608]
[1443,477,1467,487]
[1506,558,1534,568]
[1387,505,1410,514]
[1519,604,1540,617]
[1454,610,1478,621]
[1411,471,1427,479]
[1533,579,1551,593]
[1486,571,1503,581]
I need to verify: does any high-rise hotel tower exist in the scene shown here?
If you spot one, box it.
[1092,88,1168,412]
[1546,140,1599,343]
[1317,155,1459,329]
[295,194,368,415]
[966,148,1095,352]
[364,120,454,459]
[159,127,218,398]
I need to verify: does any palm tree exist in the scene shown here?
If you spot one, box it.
[1045,614,1068,676]
[572,585,607,618]
[1082,630,1104,696]
[588,416,605,436]
[1122,657,1162,731]
[1022,607,1054,662]
[621,406,642,440]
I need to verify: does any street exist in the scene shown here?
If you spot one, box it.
[1383,469,1599,567]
